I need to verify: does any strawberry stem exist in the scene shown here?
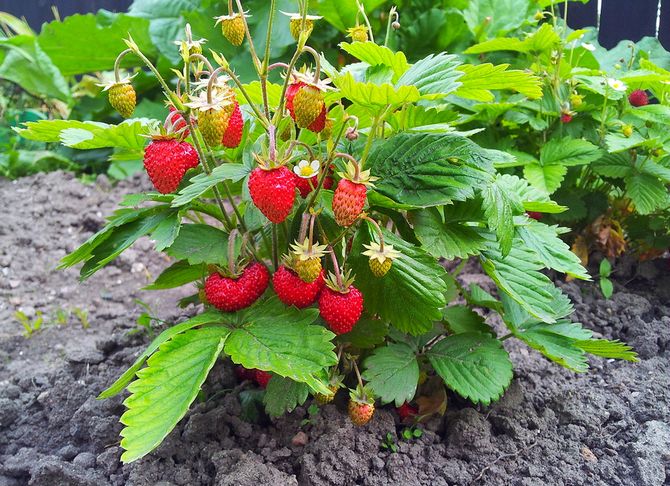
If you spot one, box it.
[188,53,214,72]
[327,246,344,289]
[228,229,238,275]
[308,213,317,253]
[301,46,322,83]
[334,152,360,180]
[113,49,133,84]
[235,0,262,74]
[352,358,364,390]
[298,212,310,243]
[356,0,375,43]
[363,216,385,252]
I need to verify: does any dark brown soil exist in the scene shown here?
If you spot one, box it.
[1,171,669,486]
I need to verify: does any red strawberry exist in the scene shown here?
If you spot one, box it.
[143,139,199,194]
[204,262,269,312]
[527,211,542,220]
[255,370,272,388]
[273,266,325,308]
[333,179,367,227]
[628,89,649,107]
[560,113,573,123]
[307,105,327,133]
[222,101,244,148]
[397,402,418,421]
[294,173,334,198]
[318,285,363,334]
[169,106,189,137]
[248,166,296,223]
[235,366,255,382]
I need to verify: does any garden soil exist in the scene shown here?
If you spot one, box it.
[1,171,669,486]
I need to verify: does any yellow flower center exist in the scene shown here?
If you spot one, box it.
[300,166,315,177]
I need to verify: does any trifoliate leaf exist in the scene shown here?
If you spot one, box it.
[396,52,463,98]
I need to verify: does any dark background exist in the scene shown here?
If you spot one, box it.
[0,0,668,49]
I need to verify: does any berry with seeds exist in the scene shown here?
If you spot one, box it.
[628,89,649,107]
[273,265,325,308]
[204,262,269,312]
[143,138,199,194]
[222,101,244,148]
[248,165,297,223]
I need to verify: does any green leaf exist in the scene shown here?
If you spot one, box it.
[150,212,181,251]
[468,284,503,313]
[336,318,388,349]
[363,342,419,406]
[224,297,337,394]
[540,138,603,166]
[315,0,386,32]
[576,339,637,361]
[396,52,463,98]
[463,0,533,37]
[599,259,612,277]
[600,278,614,298]
[626,173,668,215]
[411,207,486,259]
[513,322,589,372]
[172,163,249,207]
[443,305,494,336]
[455,64,543,101]
[523,164,567,194]
[144,260,206,290]
[120,326,229,462]
[349,225,448,335]
[334,72,420,109]
[482,176,524,255]
[165,224,229,266]
[497,174,567,213]
[516,220,591,280]
[591,153,632,178]
[426,333,513,405]
[339,41,409,82]
[99,310,225,399]
[263,376,310,417]
[465,23,559,55]
[479,233,572,323]
[368,133,504,207]
[37,13,155,76]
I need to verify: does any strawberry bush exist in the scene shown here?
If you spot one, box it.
[17,1,638,463]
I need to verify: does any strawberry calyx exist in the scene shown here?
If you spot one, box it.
[324,269,355,294]
[349,383,375,406]
[336,159,378,187]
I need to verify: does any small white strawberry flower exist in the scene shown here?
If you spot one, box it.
[294,159,320,179]
[607,78,627,92]
[581,42,596,52]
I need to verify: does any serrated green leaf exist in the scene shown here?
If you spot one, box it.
[339,41,409,82]
[626,173,668,214]
[144,260,206,290]
[411,207,486,259]
[482,176,524,255]
[468,283,503,313]
[396,52,463,98]
[592,153,633,178]
[479,233,572,323]
[367,133,503,207]
[575,339,638,361]
[455,63,543,101]
[497,174,567,213]
[514,322,589,372]
[98,310,225,399]
[442,305,494,336]
[516,220,591,280]
[165,224,229,266]
[349,224,448,335]
[363,342,419,406]
[120,327,229,462]
[263,376,310,417]
[523,163,567,194]
[335,72,420,110]
[150,212,181,252]
[336,318,388,349]
[426,333,513,405]
[224,297,336,394]
[540,138,603,167]
[172,164,249,207]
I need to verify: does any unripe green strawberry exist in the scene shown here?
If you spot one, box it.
[347,25,369,43]
[622,124,633,137]
[291,18,313,40]
[294,257,323,283]
[108,83,136,118]
[292,84,325,129]
[569,93,584,108]
[369,258,392,277]
[315,384,339,405]
[348,399,374,426]
[219,14,246,46]
[199,108,230,147]
[363,241,401,278]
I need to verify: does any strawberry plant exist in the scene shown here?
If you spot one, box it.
[18,1,638,463]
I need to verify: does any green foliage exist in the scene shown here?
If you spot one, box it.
[363,342,420,406]
[263,376,310,417]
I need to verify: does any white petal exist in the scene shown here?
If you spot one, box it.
[310,160,321,172]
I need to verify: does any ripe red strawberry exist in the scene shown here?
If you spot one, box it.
[527,211,542,220]
[397,402,418,421]
[333,179,367,227]
[204,262,269,312]
[294,172,334,198]
[222,101,244,148]
[143,138,199,194]
[307,105,327,133]
[169,106,189,137]
[235,366,255,382]
[348,400,374,426]
[254,370,272,388]
[628,89,649,107]
[273,266,324,308]
[560,113,573,123]
[318,285,363,334]
[248,166,296,223]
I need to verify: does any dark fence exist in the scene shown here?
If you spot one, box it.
[1,0,668,50]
